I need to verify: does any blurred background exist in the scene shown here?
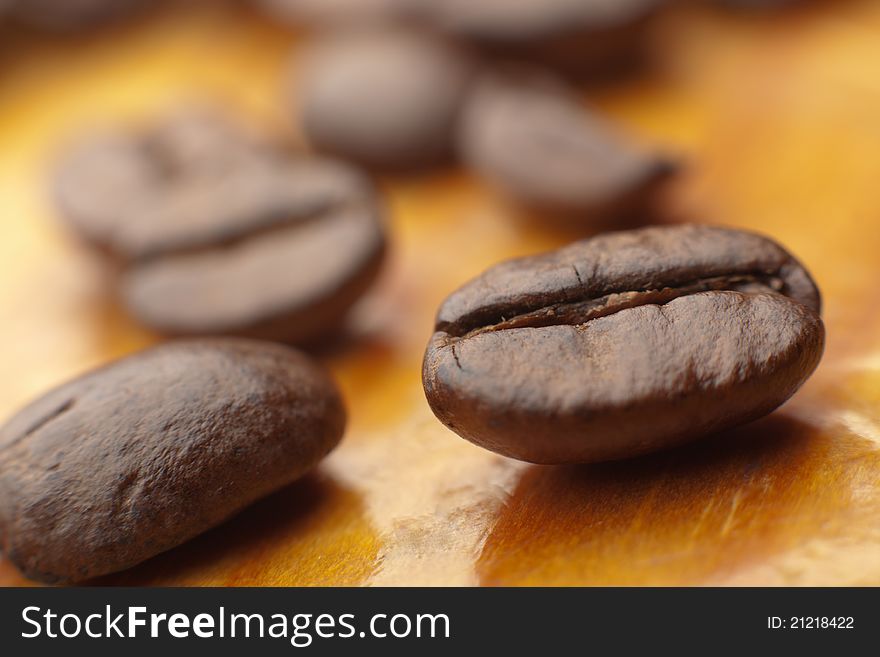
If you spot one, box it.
[1,0,880,586]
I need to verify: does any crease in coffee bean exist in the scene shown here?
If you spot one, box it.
[443,272,787,340]
[131,196,371,265]
[3,397,76,452]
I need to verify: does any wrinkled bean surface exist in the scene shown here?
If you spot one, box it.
[0,339,346,583]
[423,225,825,464]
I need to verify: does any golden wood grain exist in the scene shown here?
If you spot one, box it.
[1,0,880,586]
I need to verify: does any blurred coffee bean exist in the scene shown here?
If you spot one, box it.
[54,108,387,344]
[140,106,272,177]
[295,28,474,170]
[416,0,666,79]
[11,0,148,31]
[55,108,273,254]
[120,158,387,343]
[457,68,676,221]
[54,132,160,253]
[259,1,663,79]
[256,0,416,26]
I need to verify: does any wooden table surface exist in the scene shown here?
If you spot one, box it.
[2,0,880,587]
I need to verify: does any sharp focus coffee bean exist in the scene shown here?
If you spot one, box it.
[417,0,665,78]
[295,28,474,170]
[11,0,147,31]
[54,108,387,343]
[0,339,346,583]
[458,69,676,220]
[423,225,825,464]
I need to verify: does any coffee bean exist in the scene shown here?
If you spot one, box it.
[423,225,824,464]
[54,131,160,254]
[260,1,661,79]
[295,28,474,170]
[139,105,272,179]
[417,0,662,44]
[54,108,387,343]
[0,339,346,583]
[256,0,415,26]
[417,0,665,79]
[457,68,676,220]
[54,107,284,255]
[11,0,147,31]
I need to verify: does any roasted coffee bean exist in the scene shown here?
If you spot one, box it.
[458,69,675,220]
[423,225,824,464]
[0,339,345,583]
[260,1,661,78]
[417,0,665,79]
[54,131,161,253]
[55,107,281,254]
[295,28,474,170]
[11,0,147,31]
[417,0,662,45]
[136,105,271,178]
[256,0,415,26]
[117,154,387,343]
[54,108,387,343]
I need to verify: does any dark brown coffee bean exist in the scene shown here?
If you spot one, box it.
[458,69,676,220]
[11,0,147,31]
[54,108,387,343]
[256,0,415,26]
[295,28,474,170]
[54,132,161,253]
[423,225,824,464]
[416,0,661,44]
[417,0,665,79]
[139,106,272,179]
[54,107,278,254]
[0,339,345,583]
[118,156,386,342]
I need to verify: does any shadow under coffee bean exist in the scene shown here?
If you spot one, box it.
[422,224,825,464]
[54,106,387,343]
[0,339,346,583]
